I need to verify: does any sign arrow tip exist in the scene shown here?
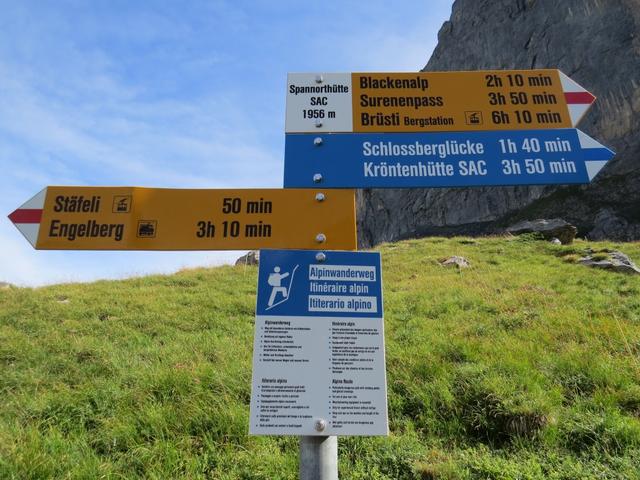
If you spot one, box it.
[576,130,614,181]
[559,71,596,125]
[7,188,47,248]
[585,161,609,181]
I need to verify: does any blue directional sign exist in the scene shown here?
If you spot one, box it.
[256,249,382,319]
[283,129,614,188]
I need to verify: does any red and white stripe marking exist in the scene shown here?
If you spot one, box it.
[559,71,596,126]
[7,188,46,247]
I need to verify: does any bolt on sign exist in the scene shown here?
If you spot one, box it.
[250,249,388,436]
[285,70,595,133]
[8,187,357,251]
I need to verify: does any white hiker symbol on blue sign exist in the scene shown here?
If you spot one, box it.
[266,264,299,310]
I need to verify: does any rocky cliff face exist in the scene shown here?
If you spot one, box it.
[357,0,640,246]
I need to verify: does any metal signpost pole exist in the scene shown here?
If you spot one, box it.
[299,436,338,480]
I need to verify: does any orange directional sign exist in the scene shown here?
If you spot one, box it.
[286,70,595,133]
[8,187,357,251]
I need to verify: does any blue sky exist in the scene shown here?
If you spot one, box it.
[1,0,453,286]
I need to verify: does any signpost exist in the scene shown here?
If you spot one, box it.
[250,249,388,477]
[6,67,613,480]
[281,67,611,475]
[286,70,595,133]
[8,187,357,251]
[284,128,614,188]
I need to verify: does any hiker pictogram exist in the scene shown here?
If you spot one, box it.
[266,264,299,310]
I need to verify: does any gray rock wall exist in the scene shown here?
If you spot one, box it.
[358,0,640,246]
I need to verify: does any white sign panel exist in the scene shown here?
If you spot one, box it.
[286,73,353,133]
[249,249,388,436]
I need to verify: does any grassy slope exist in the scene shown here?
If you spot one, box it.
[1,236,639,479]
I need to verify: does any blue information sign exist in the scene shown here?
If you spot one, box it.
[284,129,614,188]
[256,249,382,318]
[250,249,388,436]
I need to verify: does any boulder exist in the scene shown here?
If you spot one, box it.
[506,219,577,244]
[579,251,640,275]
[235,250,260,266]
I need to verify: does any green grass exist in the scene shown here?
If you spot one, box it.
[1,237,639,479]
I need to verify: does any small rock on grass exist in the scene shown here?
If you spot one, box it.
[439,256,470,268]
[235,251,260,266]
[579,251,640,275]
